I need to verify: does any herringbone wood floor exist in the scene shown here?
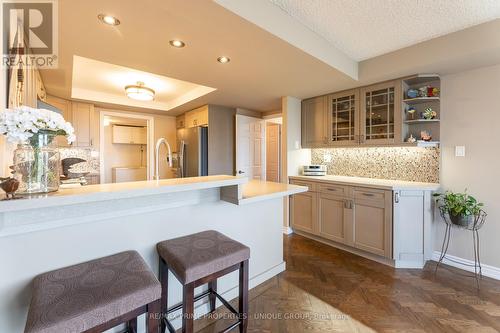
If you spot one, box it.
[192,234,500,333]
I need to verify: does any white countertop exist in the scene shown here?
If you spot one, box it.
[0,176,308,213]
[0,175,246,212]
[240,180,307,204]
[290,175,440,191]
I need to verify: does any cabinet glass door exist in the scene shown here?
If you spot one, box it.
[362,82,401,144]
[329,91,358,146]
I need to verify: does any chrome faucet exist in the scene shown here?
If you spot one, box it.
[155,138,173,180]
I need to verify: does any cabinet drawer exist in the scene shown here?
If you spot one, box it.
[290,180,316,192]
[353,187,386,202]
[318,183,348,196]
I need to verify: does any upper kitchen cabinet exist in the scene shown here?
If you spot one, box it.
[185,105,208,128]
[301,96,327,147]
[71,102,95,147]
[360,80,402,145]
[327,89,360,146]
[46,95,72,147]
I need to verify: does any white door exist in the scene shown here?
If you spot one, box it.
[236,115,265,179]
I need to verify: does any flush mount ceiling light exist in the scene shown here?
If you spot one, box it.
[125,81,155,101]
[169,40,185,48]
[217,56,230,64]
[98,14,120,26]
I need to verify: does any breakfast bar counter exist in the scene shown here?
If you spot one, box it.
[0,176,306,333]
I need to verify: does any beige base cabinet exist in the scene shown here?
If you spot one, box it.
[290,177,434,268]
[290,191,318,234]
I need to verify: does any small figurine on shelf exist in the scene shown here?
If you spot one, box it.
[420,130,432,142]
[423,107,437,120]
[407,106,417,120]
[418,86,428,97]
[432,87,440,97]
[407,89,419,99]
[407,134,417,143]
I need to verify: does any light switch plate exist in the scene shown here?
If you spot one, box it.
[294,141,300,149]
[455,146,466,157]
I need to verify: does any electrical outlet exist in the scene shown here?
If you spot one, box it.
[455,146,466,157]
[294,141,300,149]
[324,154,332,163]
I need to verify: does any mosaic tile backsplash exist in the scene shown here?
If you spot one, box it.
[311,147,440,183]
[59,147,100,174]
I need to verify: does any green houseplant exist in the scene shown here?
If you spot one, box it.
[433,190,484,227]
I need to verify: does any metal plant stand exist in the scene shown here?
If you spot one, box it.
[435,206,487,288]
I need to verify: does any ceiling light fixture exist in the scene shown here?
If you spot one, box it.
[217,56,230,64]
[125,81,155,101]
[98,14,120,26]
[169,40,185,48]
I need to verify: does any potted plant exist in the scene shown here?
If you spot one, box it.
[433,190,484,227]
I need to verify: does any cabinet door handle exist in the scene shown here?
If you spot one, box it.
[344,200,350,209]
[326,188,338,192]
[361,192,375,197]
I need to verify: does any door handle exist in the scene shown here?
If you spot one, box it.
[238,170,245,174]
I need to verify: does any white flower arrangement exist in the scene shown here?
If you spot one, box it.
[0,106,75,144]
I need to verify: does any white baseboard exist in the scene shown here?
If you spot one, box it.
[432,251,500,281]
[282,226,293,235]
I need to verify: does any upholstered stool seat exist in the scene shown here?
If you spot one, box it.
[25,251,161,333]
[156,230,250,284]
[157,230,250,333]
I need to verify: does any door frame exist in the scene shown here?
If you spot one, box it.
[99,109,155,183]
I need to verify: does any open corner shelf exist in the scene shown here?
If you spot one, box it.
[404,119,440,124]
[402,141,440,148]
[403,97,440,104]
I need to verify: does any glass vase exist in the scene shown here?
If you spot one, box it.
[13,131,60,194]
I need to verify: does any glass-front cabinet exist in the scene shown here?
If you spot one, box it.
[327,90,359,146]
[360,81,401,145]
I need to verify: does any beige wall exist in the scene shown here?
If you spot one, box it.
[437,63,500,267]
[282,96,311,228]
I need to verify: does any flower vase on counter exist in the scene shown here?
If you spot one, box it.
[13,131,61,193]
[0,106,75,194]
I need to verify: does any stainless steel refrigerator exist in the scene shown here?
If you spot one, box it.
[177,126,208,177]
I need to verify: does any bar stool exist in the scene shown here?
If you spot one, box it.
[24,251,161,333]
[157,230,250,333]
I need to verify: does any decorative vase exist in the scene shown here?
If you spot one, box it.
[13,131,60,194]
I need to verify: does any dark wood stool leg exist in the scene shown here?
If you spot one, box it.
[127,317,137,333]
[159,258,169,332]
[239,260,249,333]
[182,282,195,333]
[208,279,217,313]
[146,299,161,333]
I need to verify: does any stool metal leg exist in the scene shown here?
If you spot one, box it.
[182,282,195,333]
[147,300,161,333]
[126,317,137,333]
[239,260,249,333]
[159,258,170,333]
[473,229,482,289]
[208,279,217,313]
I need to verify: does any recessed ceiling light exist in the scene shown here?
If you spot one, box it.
[217,56,230,64]
[98,14,120,26]
[125,81,155,101]
[169,40,185,48]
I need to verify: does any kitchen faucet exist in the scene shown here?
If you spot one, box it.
[155,138,173,180]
